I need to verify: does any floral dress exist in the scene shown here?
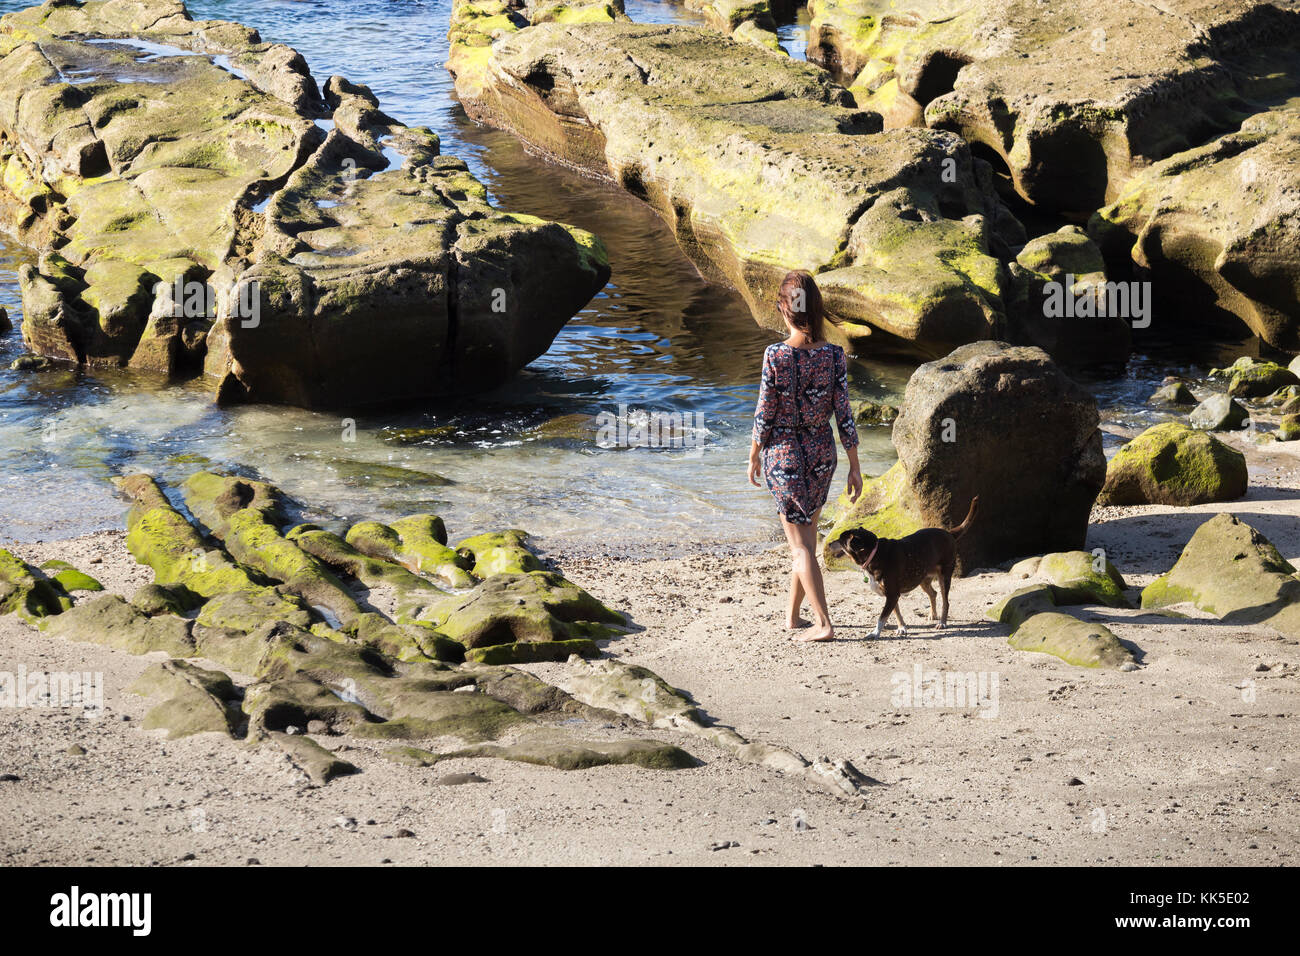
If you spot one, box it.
[752,342,858,525]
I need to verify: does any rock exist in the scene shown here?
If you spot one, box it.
[130,582,201,617]
[181,472,363,628]
[265,732,358,785]
[1142,514,1300,638]
[0,305,7,333]
[853,401,900,426]
[0,548,71,623]
[242,677,370,737]
[1092,104,1300,351]
[988,586,1135,669]
[38,560,102,593]
[342,516,476,589]
[8,354,52,371]
[1003,227,1131,365]
[448,10,1021,358]
[306,719,330,736]
[810,0,1300,215]
[39,594,195,657]
[1208,358,1300,399]
[453,529,541,578]
[127,660,239,739]
[463,638,600,666]
[434,774,487,787]
[1,0,608,406]
[826,342,1106,572]
[1036,551,1130,608]
[1190,394,1249,431]
[1277,414,1300,442]
[384,730,695,771]
[418,571,624,649]
[66,744,86,756]
[1148,382,1197,407]
[1097,422,1247,506]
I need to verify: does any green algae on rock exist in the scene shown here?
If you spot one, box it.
[1097,422,1248,507]
[447,7,1019,359]
[0,547,71,623]
[128,660,240,739]
[1141,514,1300,638]
[0,0,609,406]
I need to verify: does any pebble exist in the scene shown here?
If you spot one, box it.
[1255,663,1271,672]
[452,684,477,693]
[394,828,415,839]
[247,857,261,865]
[336,816,358,831]
[285,725,301,735]
[0,773,20,782]
[709,840,740,851]
[306,719,329,735]
[1065,777,1084,786]
[66,744,87,756]
[1119,662,1139,672]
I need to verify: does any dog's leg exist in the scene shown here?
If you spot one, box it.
[939,570,952,629]
[871,593,898,639]
[892,603,907,637]
[919,578,938,622]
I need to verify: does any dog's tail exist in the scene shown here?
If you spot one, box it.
[948,496,979,540]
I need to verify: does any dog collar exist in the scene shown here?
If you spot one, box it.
[861,541,879,568]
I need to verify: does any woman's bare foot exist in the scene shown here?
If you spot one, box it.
[793,624,834,643]
[786,615,811,630]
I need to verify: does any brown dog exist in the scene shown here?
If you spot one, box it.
[827,497,979,638]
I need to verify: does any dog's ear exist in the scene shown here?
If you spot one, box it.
[831,529,876,564]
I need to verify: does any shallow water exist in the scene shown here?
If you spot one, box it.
[0,0,1268,552]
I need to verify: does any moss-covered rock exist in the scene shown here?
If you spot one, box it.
[1141,514,1300,638]
[261,731,359,785]
[1037,551,1130,608]
[1210,358,1300,399]
[0,548,70,623]
[130,582,202,617]
[419,571,624,649]
[453,529,541,578]
[987,585,1134,668]
[39,594,195,656]
[448,12,1018,359]
[242,677,371,737]
[1097,422,1247,506]
[128,660,240,739]
[344,517,475,589]
[2,0,608,405]
[1277,414,1300,442]
[386,731,695,771]
[464,638,600,666]
[38,560,102,593]
[181,472,362,627]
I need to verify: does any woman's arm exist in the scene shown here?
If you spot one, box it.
[749,346,777,487]
[833,347,863,502]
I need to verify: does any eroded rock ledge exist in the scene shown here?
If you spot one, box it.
[0,0,610,407]
[449,0,1025,359]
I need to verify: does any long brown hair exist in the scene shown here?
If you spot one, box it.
[777,270,825,343]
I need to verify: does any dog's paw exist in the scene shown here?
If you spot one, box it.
[897,625,908,637]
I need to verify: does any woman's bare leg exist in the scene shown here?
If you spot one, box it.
[781,513,833,642]
[786,572,809,629]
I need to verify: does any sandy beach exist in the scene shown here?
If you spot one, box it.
[2,426,1296,867]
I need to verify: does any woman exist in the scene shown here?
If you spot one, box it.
[749,271,862,643]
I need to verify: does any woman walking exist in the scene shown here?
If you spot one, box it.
[748,271,862,642]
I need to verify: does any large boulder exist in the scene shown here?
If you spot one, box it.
[448,6,1023,358]
[808,0,1300,215]
[1142,514,1300,638]
[826,342,1106,571]
[0,0,609,407]
[1097,422,1248,506]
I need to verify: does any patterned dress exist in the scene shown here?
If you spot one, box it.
[752,342,859,525]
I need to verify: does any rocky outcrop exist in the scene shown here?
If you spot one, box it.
[1097,422,1248,506]
[1091,106,1300,352]
[827,342,1106,571]
[448,5,1023,358]
[1142,513,1300,638]
[808,0,1300,218]
[0,0,609,407]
